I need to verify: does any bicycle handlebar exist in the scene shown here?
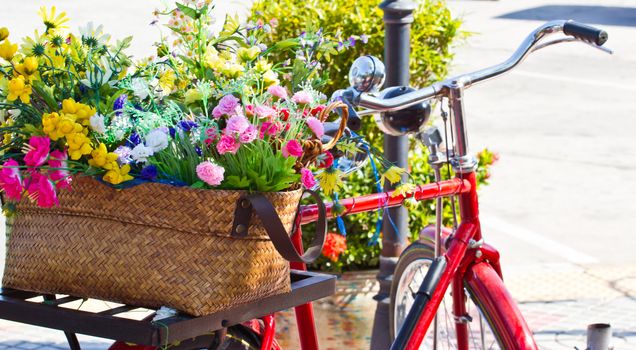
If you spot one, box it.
[356,20,608,112]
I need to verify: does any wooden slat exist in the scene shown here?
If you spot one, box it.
[43,296,83,306]
[0,288,41,300]
[98,305,138,316]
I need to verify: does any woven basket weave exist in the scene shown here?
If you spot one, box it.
[2,176,302,316]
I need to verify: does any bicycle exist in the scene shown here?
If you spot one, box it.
[0,19,609,350]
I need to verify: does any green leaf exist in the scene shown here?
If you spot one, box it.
[175,3,199,19]
[191,181,205,189]
[31,81,58,112]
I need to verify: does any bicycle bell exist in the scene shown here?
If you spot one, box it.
[376,86,431,136]
[348,55,386,93]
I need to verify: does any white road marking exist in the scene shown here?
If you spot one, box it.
[482,215,599,265]
[512,70,636,92]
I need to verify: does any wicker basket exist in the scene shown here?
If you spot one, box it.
[2,176,307,316]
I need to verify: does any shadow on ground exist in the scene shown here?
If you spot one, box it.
[497,5,636,27]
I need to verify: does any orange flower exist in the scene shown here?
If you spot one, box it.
[322,233,347,262]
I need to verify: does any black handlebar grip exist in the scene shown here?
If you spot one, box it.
[563,21,608,46]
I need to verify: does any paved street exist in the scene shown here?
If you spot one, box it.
[0,0,635,348]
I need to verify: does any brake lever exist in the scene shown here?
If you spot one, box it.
[532,37,613,55]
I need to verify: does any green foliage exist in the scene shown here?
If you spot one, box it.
[249,0,465,94]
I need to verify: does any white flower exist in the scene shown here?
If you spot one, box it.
[130,144,154,163]
[145,129,169,152]
[78,22,111,47]
[131,78,150,100]
[89,114,106,134]
[80,56,114,88]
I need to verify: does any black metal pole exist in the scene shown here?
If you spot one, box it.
[370,1,415,349]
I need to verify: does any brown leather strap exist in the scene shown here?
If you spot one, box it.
[231,190,327,263]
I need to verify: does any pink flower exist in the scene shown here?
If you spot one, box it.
[245,104,255,117]
[204,127,219,147]
[259,121,280,138]
[292,90,314,104]
[239,125,257,144]
[306,117,324,138]
[225,115,250,135]
[267,85,288,99]
[48,150,72,190]
[212,95,240,119]
[0,159,24,200]
[196,161,225,186]
[255,104,277,120]
[282,139,303,158]
[300,168,316,188]
[24,136,51,167]
[27,172,59,208]
[216,134,241,154]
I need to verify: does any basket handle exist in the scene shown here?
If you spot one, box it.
[232,190,327,263]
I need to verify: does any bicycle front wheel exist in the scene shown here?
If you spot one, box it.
[389,242,503,349]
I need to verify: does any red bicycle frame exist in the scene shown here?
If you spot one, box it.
[284,171,536,350]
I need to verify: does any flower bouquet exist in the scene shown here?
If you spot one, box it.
[0,2,352,315]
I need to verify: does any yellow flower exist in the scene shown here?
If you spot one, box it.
[42,112,63,140]
[88,143,118,169]
[158,69,176,94]
[15,57,40,81]
[221,62,244,78]
[0,27,9,41]
[66,132,92,160]
[7,76,32,104]
[0,39,18,61]
[316,169,343,196]
[21,30,47,57]
[204,49,225,70]
[391,183,417,198]
[184,88,203,105]
[58,115,83,135]
[61,98,95,126]
[103,164,133,185]
[262,70,279,87]
[254,59,272,73]
[1,118,14,145]
[237,46,260,62]
[48,51,66,70]
[38,6,69,34]
[381,166,406,186]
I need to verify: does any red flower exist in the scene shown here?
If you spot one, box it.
[317,152,334,169]
[279,108,290,121]
[310,105,326,117]
[322,233,347,262]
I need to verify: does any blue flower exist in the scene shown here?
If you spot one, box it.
[195,146,202,156]
[169,127,176,139]
[126,132,142,148]
[140,165,158,180]
[113,94,128,115]
[178,120,198,132]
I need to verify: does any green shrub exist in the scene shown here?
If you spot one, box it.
[249,0,463,94]
[249,0,493,272]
